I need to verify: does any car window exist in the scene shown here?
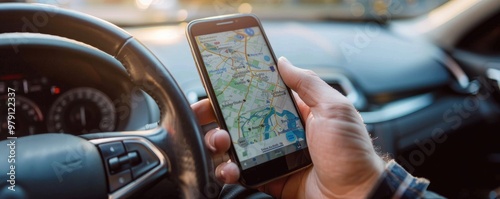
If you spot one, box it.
[24,0,448,26]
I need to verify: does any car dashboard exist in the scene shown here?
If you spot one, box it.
[124,20,479,142]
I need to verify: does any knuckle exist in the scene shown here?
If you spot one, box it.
[320,101,359,121]
[302,69,318,77]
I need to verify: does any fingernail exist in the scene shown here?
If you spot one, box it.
[217,163,228,182]
[220,168,226,181]
[210,131,217,148]
[279,56,290,63]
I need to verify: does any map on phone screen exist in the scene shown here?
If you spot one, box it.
[195,26,307,169]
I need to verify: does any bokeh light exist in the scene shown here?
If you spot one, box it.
[238,3,252,14]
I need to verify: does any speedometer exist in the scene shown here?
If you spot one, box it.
[0,95,44,140]
[47,87,116,134]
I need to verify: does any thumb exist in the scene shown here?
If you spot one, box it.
[277,56,345,109]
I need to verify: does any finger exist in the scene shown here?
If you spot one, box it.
[191,98,217,125]
[212,153,230,168]
[292,91,310,119]
[204,129,231,154]
[278,57,349,110]
[215,162,240,184]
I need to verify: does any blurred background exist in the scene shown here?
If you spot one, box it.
[17,0,448,26]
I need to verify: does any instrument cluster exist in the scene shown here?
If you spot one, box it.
[0,73,117,140]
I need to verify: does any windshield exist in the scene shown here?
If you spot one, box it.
[25,0,448,26]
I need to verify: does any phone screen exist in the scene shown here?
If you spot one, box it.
[195,26,307,170]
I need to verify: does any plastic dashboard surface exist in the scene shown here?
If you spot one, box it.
[126,21,452,104]
[123,20,460,154]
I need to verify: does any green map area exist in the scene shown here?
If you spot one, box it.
[196,27,306,168]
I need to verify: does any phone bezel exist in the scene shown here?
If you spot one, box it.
[186,14,312,188]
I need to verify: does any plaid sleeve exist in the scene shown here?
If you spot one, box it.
[368,160,443,199]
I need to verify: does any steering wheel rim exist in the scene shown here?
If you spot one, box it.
[0,3,220,198]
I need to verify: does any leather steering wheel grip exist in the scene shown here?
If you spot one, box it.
[0,3,220,198]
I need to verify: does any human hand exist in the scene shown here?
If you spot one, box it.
[191,57,385,198]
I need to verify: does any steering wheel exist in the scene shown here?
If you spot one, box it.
[0,3,220,199]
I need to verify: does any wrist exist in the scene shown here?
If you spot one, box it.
[316,155,386,199]
[367,159,431,199]
[348,156,386,198]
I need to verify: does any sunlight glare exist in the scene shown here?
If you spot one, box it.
[177,9,188,21]
[238,3,252,14]
[425,0,480,30]
[136,0,153,10]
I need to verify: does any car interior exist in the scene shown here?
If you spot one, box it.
[0,0,499,198]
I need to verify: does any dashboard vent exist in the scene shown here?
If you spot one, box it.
[328,82,347,96]
[322,73,366,110]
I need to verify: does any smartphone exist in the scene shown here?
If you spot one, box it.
[186,14,311,187]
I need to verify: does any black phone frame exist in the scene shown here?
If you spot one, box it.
[186,13,312,188]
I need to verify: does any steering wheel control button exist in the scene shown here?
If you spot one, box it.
[108,157,120,171]
[128,151,140,165]
[109,169,132,192]
[99,142,126,160]
[118,154,131,165]
[124,140,160,179]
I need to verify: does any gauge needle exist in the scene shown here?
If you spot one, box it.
[80,106,86,126]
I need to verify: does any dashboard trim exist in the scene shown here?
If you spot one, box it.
[445,56,470,89]
[360,93,434,124]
